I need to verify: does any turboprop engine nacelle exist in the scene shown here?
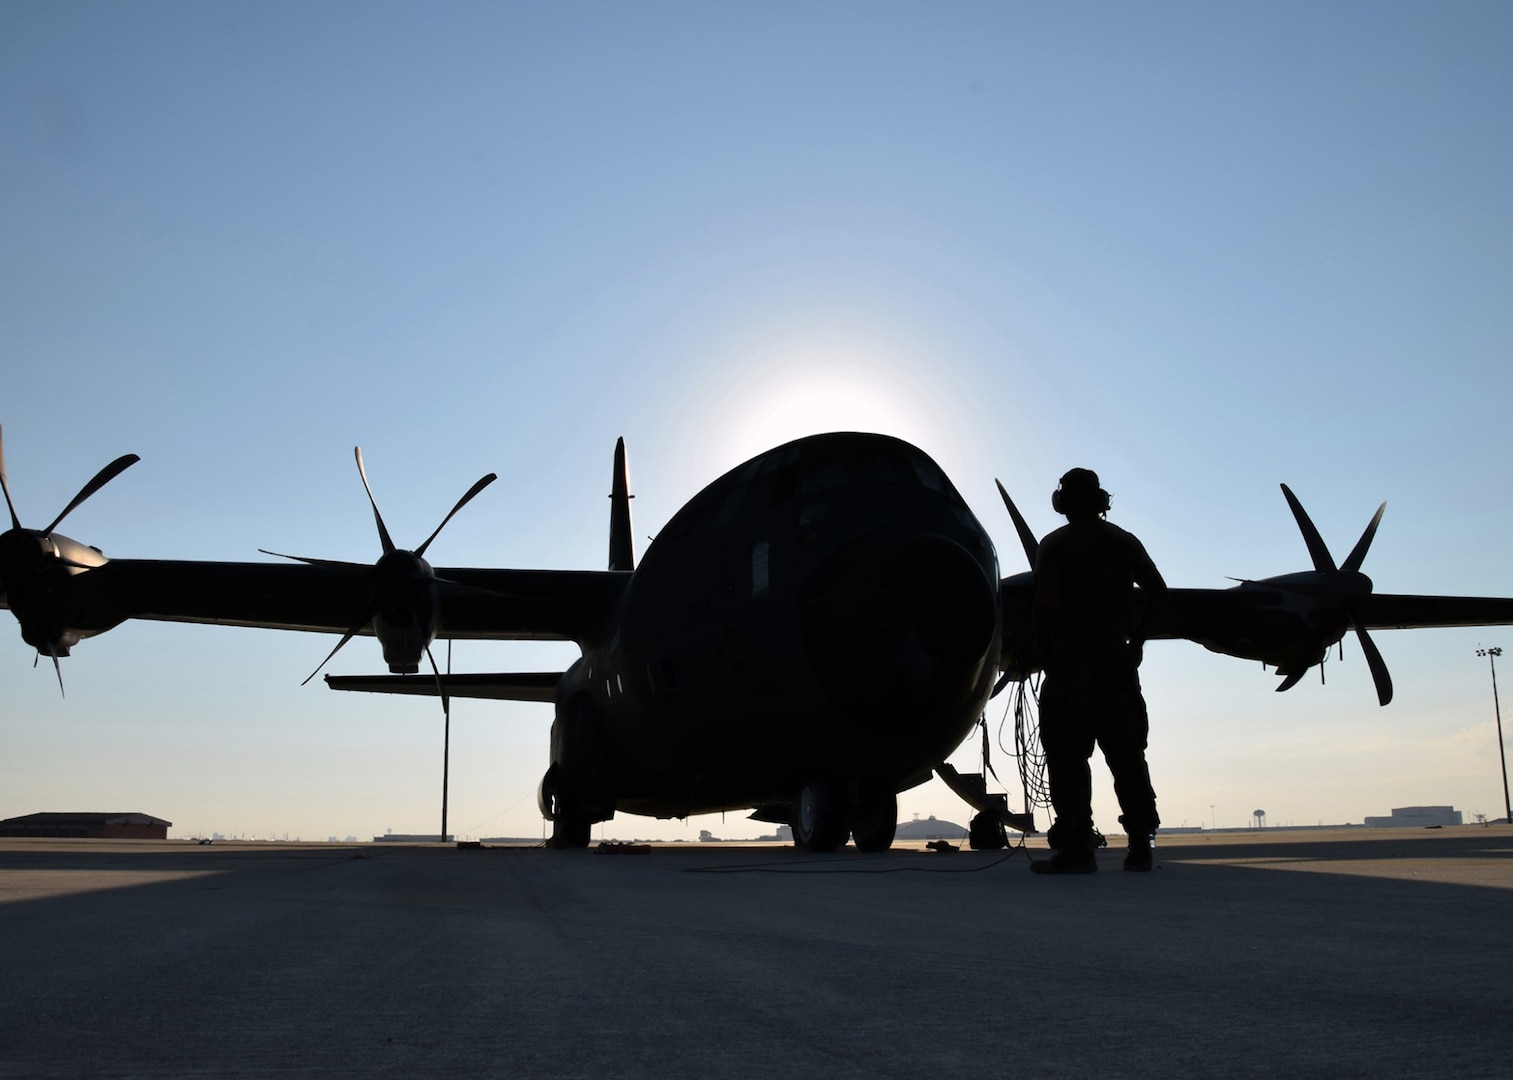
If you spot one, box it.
[369,548,441,674]
[0,528,112,658]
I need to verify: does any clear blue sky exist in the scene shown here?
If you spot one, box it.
[4,2,1512,839]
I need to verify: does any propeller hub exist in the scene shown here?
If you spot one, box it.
[0,529,106,658]
[1272,483,1393,705]
[371,550,440,673]
[288,448,495,684]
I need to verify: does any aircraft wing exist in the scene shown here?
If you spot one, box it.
[22,558,627,645]
[325,672,561,702]
[1144,585,1513,704]
[1150,587,1513,640]
[1352,593,1513,631]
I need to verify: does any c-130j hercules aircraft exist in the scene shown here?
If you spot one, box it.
[5,424,1513,850]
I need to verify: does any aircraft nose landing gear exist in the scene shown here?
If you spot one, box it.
[791,782,899,853]
[848,791,898,852]
[793,781,848,852]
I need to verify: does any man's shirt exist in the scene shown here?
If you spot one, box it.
[1034,518,1164,665]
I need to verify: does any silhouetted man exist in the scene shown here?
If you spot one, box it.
[1031,468,1167,874]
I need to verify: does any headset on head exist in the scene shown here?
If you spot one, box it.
[1052,468,1111,516]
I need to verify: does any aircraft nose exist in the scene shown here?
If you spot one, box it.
[799,532,997,729]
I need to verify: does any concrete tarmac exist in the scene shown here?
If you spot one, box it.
[1,828,1510,1079]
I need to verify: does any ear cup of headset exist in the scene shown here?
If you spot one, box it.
[1052,477,1110,515]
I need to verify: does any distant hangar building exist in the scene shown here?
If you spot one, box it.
[894,815,968,841]
[1363,806,1463,828]
[0,812,172,839]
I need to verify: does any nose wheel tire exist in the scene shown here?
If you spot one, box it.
[793,781,848,852]
[550,814,592,849]
[849,793,898,852]
[544,816,590,847]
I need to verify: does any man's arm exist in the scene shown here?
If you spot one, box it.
[1031,538,1060,671]
[1129,536,1168,657]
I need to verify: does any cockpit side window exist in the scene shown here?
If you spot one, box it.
[715,481,751,525]
[906,449,967,508]
[767,446,803,507]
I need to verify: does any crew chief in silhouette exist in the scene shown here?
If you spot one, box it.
[1031,468,1167,874]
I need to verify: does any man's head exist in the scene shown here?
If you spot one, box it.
[1052,468,1111,519]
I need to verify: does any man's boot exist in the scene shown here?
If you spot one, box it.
[1123,832,1153,872]
[1030,846,1097,874]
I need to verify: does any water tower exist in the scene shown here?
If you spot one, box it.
[1253,809,1266,829]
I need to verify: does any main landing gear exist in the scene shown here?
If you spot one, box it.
[539,768,599,849]
[550,815,593,849]
[791,781,898,853]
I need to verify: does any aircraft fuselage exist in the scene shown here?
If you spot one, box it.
[544,433,1001,826]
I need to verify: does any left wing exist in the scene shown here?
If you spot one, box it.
[992,478,1513,706]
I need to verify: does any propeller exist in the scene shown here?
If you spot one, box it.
[260,447,496,685]
[0,424,140,693]
[266,448,488,846]
[1275,483,1392,706]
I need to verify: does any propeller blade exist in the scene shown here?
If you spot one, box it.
[415,473,497,558]
[0,424,20,531]
[995,480,1039,568]
[1341,502,1387,574]
[1351,619,1394,706]
[1279,484,1337,574]
[49,645,65,698]
[258,549,368,570]
[1275,669,1308,693]
[354,447,396,555]
[425,644,452,721]
[43,453,140,536]
[301,619,368,686]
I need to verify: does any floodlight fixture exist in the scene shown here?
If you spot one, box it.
[1476,646,1511,825]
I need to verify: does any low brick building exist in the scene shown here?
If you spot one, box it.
[0,812,172,839]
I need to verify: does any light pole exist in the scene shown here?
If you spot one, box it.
[1476,647,1512,826]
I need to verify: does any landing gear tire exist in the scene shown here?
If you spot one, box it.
[541,774,594,849]
[968,809,1008,850]
[849,793,898,852]
[793,781,848,853]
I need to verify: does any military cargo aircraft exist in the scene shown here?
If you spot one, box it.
[4,424,1513,850]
